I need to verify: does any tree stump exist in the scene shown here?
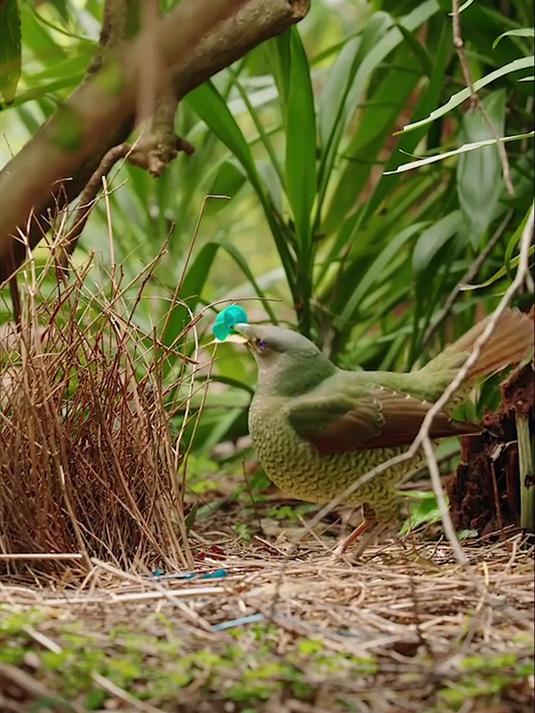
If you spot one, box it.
[446,363,534,534]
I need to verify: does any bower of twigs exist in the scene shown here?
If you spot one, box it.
[0,258,193,575]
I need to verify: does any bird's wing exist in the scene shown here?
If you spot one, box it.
[287,384,478,454]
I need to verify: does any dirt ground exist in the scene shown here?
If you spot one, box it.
[1,528,533,713]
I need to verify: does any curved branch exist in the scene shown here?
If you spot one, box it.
[0,0,310,282]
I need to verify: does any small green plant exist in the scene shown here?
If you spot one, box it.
[433,650,534,712]
[233,523,253,542]
[401,490,442,534]
[265,504,317,522]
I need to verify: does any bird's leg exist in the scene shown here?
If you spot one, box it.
[332,504,380,559]
[332,517,375,558]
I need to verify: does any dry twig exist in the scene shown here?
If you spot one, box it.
[0,244,193,574]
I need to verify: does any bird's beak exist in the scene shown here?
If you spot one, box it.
[232,323,255,351]
[207,323,249,346]
[233,323,254,341]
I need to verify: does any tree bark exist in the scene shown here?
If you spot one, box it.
[0,0,310,282]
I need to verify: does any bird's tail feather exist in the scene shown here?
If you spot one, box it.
[422,308,533,381]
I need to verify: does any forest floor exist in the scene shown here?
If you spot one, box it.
[2,494,534,713]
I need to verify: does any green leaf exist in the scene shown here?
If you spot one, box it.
[462,206,534,290]
[323,44,420,231]
[317,10,392,188]
[342,2,437,139]
[7,74,85,108]
[384,131,534,174]
[397,56,534,134]
[30,47,96,82]
[321,168,435,302]
[185,79,296,293]
[493,28,534,50]
[205,159,246,216]
[47,0,70,23]
[401,491,441,534]
[213,238,277,322]
[284,27,316,244]
[163,242,219,346]
[504,205,532,269]
[317,2,438,229]
[0,0,21,104]
[336,222,426,328]
[269,31,291,112]
[453,0,476,13]
[185,82,257,182]
[395,22,433,77]
[317,35,360,148]
[162,236,277,347]
[318,12,392,149]
[361,16,452,221]
[19,1,66,64]
[227,70,283,185]
[459,247,534,291]
[257,160,284,215]
[457,90,506,246]
[412,211,463,274]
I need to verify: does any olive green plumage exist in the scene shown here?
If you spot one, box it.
[236,309,532,525]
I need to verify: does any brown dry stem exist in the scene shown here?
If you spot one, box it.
[1,534,533,712]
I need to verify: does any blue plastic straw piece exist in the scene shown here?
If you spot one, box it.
[212,613,265,632]
[150,568,229,581]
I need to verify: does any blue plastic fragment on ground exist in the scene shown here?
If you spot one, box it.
[212,613,265,632]
[150,568,229,581]
[200,568,229,580]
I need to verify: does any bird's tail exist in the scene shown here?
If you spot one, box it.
[421,307,533,382]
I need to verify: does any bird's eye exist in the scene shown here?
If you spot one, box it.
[256,338,267,351]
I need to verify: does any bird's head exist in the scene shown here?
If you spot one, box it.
[233,323,336,396]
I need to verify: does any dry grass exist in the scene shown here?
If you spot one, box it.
[0,252,196,575]
[1,532,533,712]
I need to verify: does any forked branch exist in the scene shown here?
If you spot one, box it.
[0,0,310,282]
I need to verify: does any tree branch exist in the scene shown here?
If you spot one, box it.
[0,0,310,282]
[88,0,130,75]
